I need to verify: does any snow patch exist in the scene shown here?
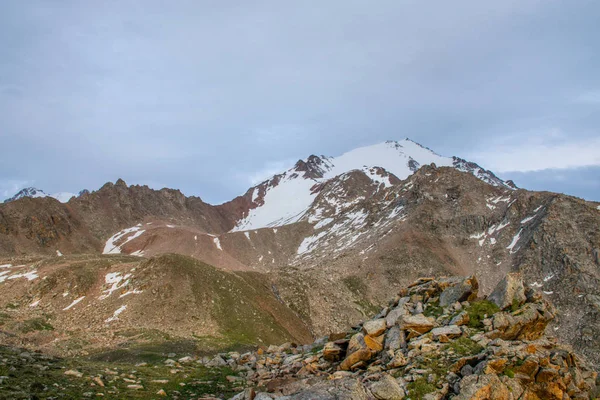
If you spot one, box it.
[297,231,327,255]
[119,289,143,298]
[521,215,536,224]
[106,305,127,323]
[506,229,523,253]
[314,218,334,229]
[99,272,132,300]
[1,269,39,283]
[56,250,63,257]
[103,226,145,255]
[63,296,85,311]
[213,237,223,250]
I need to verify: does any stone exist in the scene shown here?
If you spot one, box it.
[92,377,105,387]
[363,319,387,337]
[454,374,511,400]
[386,298,410,327]
[348,333,368,355]
[488,273,527,310]
[431,325,462,340]
[340,349,373,371]
[400,314,434,335]
[492,303,554,340]
[387,351,408,368]
[439,276,478,307]
[156,389,167,396]
[127,385,144,390]
[370,374,406,399]
[208,355,228,367]
[323,342,344,362]
[364,335,384,352]
[450,311,470,326]
[64,369,83,378]
[384,326,406,351]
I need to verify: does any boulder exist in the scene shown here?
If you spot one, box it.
[491,303,554,340]
[439,276,478,307]
[431,325,462,340]
[384,326,406,351]
[450,311,470,326]
[364,334,384,352]
[348,333,367,355]
[454,374,512,400]
[370,374,406,399]
[386,298,410,327]
[363,319,387,337]
[340,349,373,371]
[400,314,434,335]
[488,273,527,310]
[323,342,344,362]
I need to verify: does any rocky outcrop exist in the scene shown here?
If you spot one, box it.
[205,276,597,399]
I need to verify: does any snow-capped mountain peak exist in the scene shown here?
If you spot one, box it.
[4,187,76,204]
[231,138,514,232]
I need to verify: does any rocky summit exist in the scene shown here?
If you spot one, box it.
[1,275,598,399]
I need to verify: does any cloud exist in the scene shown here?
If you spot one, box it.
[247,159,297,186]
[1,1,600,202]
[574,91,600,104]
[468,132,600,173]
[0,180,34,199]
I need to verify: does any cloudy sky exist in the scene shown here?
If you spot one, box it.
[1,1,599,203]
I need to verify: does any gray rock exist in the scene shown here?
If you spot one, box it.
[488,272,526,310]
[439,276,478,307]
[370,374,406,399]
[386,298,410,327]
[431,325,462,340]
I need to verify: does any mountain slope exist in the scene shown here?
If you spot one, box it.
[0,253,312,357]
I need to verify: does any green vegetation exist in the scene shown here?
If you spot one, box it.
[504,368,515,378]
[465,300,500,329]
[510,298,520,313]
[423,300,444,318]
[445,337,483,356]
[0,312,11,326]
[407,377,436,399]
[147,254,306,351]
[0,345,244,399]
[343,275,367,294]
[19,318,54,333]
[354,299,380,316]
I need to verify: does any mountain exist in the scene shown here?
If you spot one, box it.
[4,187,76,203]
[0,138,599,371]
[225,139,515,232]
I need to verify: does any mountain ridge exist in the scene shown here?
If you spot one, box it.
[1,138,599,371]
